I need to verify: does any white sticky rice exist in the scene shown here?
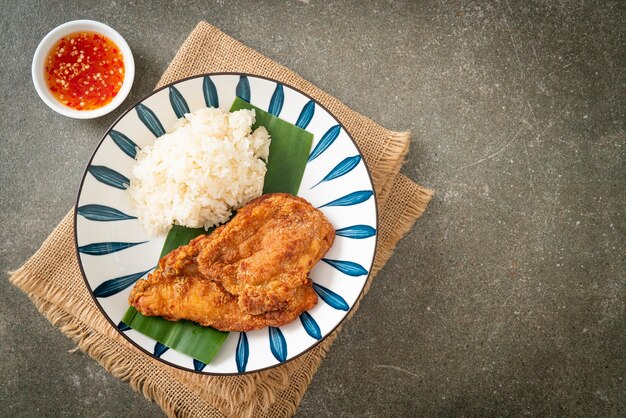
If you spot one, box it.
[128,107,271,236]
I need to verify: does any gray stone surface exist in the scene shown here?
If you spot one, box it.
[1,0,624,416]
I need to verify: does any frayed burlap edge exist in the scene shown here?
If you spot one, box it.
[260,178,433,417]
[18,292,222,418]
[9,178,432,418]
[8,21,434,418]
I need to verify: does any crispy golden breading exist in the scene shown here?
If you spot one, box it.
[128,193,335,332]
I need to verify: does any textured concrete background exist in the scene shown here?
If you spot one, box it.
[1,0,624,416]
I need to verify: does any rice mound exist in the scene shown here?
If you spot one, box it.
[128,107,271,236]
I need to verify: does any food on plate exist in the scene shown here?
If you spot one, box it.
[128,193,335,332]
[127,107,271,237]
[45,31,125,110]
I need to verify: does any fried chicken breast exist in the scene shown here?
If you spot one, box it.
[128,193,335,332]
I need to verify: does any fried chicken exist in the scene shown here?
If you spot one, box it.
[128,193,335,332]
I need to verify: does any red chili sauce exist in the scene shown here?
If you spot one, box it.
[45,32,125,110]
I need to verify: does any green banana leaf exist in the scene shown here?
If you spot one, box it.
[121,99,313,365]
[230,97,312,195]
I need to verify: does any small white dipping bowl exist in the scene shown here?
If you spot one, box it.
[32,20,135,119]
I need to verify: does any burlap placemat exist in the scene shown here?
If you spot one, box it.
[10,22,433,417]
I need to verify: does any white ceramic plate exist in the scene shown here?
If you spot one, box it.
[74,73,378,374]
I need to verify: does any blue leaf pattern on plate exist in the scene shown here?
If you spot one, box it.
[236,75,250,102]
[295,100,315,129]
[269,327,287,362]
[78,241,148,256]
[169,86,190,118]
[311,155,361,188]
[203,76,219,108]
[308,125,340,162]
[193,359,207,371]
[335,225,377,239]
[77,204,136,222]
[154,342,169,358]
[117,321,131,332]
[322,259,368,276]
[88,166,130,190]
[109,130,139,159]
[236,332,249,373]
[136,103,165,137]
[313,283,349,311]
[299,312,321,340]
[319,190,373,208]
[75,74,378,374]
[93,268,152,297]
[268,83,284,116]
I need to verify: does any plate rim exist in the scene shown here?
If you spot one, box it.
[73,72,379,375]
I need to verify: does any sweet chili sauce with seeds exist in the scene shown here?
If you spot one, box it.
[45,31,125,111]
